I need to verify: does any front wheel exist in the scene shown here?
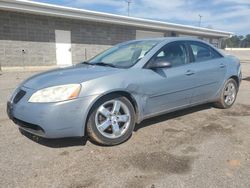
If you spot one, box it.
[214,78,238,109]
[86,96,135,146]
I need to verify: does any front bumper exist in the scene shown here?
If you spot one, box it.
[7,86,98,138]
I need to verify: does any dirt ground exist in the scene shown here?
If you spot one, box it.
[0,63,250,188]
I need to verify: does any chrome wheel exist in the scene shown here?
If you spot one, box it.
[224,82,236,106]
[95,100,131,139]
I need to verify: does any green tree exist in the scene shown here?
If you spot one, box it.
[225,35,241,48]
[241,34,250,47]
[222,35,250,48]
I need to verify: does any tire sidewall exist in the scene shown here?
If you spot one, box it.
[87,96,135,146]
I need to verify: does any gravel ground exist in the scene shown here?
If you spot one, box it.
[0,63,250,188]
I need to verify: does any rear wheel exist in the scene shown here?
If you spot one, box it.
[214,78,238,109]
[87,96,135,146]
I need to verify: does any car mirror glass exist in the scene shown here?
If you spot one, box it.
[148,60,172,69]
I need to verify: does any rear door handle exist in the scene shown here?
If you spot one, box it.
[220,63,225,68]
[185,70,195,76]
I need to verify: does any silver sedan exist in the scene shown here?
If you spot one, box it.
[7,38,241,145]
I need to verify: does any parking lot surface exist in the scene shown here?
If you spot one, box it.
[0,63,250,188]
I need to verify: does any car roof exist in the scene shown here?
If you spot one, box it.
[118,37,223,59]
[130,37,220,52]
[133,37,206,43]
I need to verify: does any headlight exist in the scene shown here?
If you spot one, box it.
[28,84,81,103]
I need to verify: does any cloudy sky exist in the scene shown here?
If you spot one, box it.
[33,0,250,35]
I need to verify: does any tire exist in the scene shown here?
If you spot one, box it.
[86,95,135,146]
[214,78,238,109]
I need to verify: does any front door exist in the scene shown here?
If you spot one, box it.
[143,41,196,116]
[55,30,72,66]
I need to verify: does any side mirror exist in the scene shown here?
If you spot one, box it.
[148,60,172,69]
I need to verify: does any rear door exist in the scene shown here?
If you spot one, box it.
[186,41,227,103]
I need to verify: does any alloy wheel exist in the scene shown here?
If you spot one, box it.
[95,100,131,139]
[224,82,236,106]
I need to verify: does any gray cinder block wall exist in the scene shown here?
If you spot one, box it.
[0,10,220,67]
[0,10,136,66]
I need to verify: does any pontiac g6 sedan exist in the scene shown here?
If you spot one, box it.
[7,38,241,145]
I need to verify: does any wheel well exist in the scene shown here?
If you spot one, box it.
[84,91,139,136]
[230,76,239,88]
[112,91,138,114]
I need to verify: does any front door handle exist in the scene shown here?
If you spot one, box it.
[186,70,195,76]
[220,63,225,68]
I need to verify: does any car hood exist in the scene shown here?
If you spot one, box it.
[22,64,123,90]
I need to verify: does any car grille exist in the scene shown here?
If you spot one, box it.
[13,90,26,104]
[13,118,45,133]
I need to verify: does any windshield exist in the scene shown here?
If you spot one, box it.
[87,40,160,68]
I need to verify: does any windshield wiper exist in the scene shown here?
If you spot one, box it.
[93,62,117,68]
[81,61,92,65]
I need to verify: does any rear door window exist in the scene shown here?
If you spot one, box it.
[189,42,222,62]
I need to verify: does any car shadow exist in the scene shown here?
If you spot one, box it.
[243,76,250,81]
[134,103,212,132]
[20,103,212,148]
[20,129,87,148]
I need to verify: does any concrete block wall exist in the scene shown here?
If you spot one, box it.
[71,44,112,64]
[0,10,136,67]
[0,40,56,66]
[0,10,223,67]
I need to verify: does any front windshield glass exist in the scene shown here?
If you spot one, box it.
[87,40,160,68]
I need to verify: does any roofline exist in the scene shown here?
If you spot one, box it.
[0,0,233,38]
